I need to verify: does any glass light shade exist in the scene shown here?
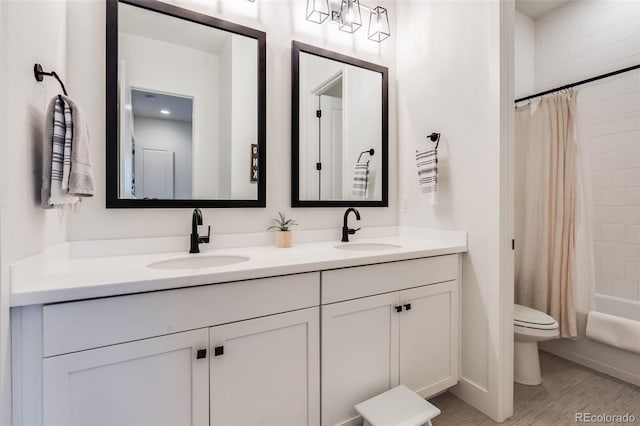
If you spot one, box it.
[306,0,330,24]
[368,6,390,42]
[339,0,362,33]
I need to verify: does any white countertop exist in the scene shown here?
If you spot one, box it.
[10,227,467,306]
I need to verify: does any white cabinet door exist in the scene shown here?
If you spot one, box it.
[399,281,459,397]
[321,292,400,426]
[43,328,209,426]
[209,307,320,426]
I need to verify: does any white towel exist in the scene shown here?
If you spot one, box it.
[416,147,438,204]
[586,311,640,354]
[61,95,95,197]
[352,161,369,199]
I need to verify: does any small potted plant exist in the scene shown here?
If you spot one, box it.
[268,212,298,248]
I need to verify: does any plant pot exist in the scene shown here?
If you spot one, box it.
[275,230,293,248]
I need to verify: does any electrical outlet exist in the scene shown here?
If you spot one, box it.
[401,196,409,213]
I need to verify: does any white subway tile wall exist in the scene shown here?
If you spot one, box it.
[534,1,640,92]
[582,77,640,301]
[535,1,640,301]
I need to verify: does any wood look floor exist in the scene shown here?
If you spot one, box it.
[430,351,640,425]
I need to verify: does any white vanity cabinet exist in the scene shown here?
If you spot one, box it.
[320,255,460,426]
[43,328,210,426]
[13,273,320,426]
[209,308,320,426]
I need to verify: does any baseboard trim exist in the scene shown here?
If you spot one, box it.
[450,377,489,417]
[541,346,640,387]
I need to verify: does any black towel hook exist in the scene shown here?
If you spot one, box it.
[34,63,68,96]
[427,132,440,149]
[357,148,375,163]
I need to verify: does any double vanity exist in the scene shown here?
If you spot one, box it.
[11,228,466,426]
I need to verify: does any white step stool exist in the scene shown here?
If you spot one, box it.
[354,385,441,426]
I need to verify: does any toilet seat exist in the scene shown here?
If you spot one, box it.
[514,304,558,330]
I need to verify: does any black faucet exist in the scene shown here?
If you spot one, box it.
[189,208,211,253]
[341,208,361,242]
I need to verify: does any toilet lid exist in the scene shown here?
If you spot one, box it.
[514,304,558,330]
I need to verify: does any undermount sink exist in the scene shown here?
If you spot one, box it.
[147,254,250,270]
[334,243,402,251]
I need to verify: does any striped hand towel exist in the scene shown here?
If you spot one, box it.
[351,161,370,199]
[46,97,79,207]
[416,147,438,204]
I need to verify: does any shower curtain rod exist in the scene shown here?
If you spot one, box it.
[514,63,640,104]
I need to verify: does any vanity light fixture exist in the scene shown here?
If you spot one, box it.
[367,6,390,42]
[337,0,362,33]
[160,109,171,115]
[306,0,330,23]
[306,0,390,42]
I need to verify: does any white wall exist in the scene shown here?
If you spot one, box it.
[134,117,193,199]
[120,32,220,198]
[218,38,232,198]
[397,0,513,421]
[514,10,534,99]
[0,0,70,420]
[343,65,382,201]
[230,35,258,200]
[65,0,398,242]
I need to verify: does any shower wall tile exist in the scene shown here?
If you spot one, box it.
[611,278,639,300]
[626,151,640,168]
[626,263,640,281]
[534,1,640,92]
[595,276,612,294]
[626,188,640,205]
[601,259,626,279]
[592,170,614,188]
[611,206,639,224]
[612,242,639,262]
[600,224,626,242]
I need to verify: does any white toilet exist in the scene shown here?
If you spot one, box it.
[514,304,559,385]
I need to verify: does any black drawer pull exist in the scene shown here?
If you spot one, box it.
[404,303,412,311]
[395,305,403,313]
[214,346,224,357]
[196,349,207,359]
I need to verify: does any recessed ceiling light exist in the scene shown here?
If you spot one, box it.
[160,109,171,115]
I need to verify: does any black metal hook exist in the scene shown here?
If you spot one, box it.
[427,132,440,150]
[34,63,68,96]
[357,148,375,163]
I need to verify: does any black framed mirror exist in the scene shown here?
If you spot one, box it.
[106,0,266,208]
[291,41,388,208]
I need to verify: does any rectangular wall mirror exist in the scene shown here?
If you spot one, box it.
[106,0,266,208]
[291,41,388,207]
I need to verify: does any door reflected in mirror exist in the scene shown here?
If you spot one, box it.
[292,42,388,207]
[124,89,194,200]
[106,0,266,208]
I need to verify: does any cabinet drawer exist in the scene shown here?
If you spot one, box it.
[43,272,320,357]
[322,255,457,304]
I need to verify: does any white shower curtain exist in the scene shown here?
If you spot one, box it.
[515,93,578,338]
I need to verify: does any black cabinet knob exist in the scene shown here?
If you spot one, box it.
[196,349,207,359]
[214,346,224,357]
[404,303,412,311]
[395,305,403,313]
